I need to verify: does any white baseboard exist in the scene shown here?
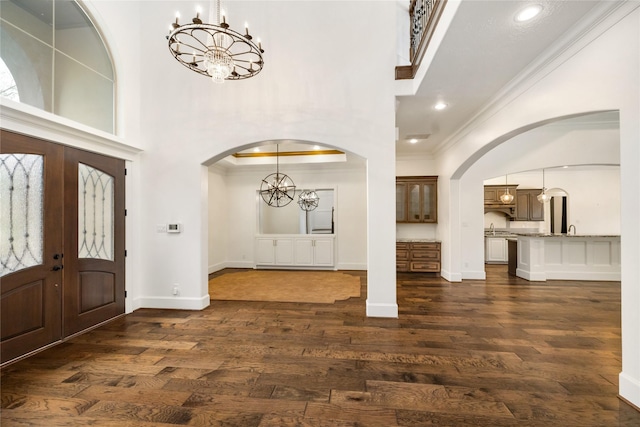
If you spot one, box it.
[462,270,486,280]
[134,295,210,310]
[366,300,398,318]
[516,268,546,281]
[209,261,254,273]
[336,262,367,271]
[619,372,640,409]
[440,269,462,282]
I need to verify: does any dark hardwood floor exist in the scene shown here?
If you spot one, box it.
[2,265,639,426]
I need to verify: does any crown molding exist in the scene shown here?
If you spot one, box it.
[433,1,635,156]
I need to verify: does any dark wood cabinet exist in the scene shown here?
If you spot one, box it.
[396,176,438,223]
[484,184,518,218]
[397,241,441,273]
[515,189,544,221]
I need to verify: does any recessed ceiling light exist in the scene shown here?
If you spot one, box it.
[253,147,260,152]
[313,145,320,150]
[515,5,542,22]
[434,102,448,110]
[408,139,418,144]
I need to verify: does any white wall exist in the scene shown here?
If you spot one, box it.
[119,1,398,317]
[209,161,368,272]
[208,166,228,272]
[434,6,640,408]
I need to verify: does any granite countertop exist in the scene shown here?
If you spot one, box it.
[397,238,441,242]
[513,233,621,238]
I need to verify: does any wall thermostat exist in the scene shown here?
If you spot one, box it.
[167,223,182,233]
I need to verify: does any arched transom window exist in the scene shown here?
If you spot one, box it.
[0,0,115,134]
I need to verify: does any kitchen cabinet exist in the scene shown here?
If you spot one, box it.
[255,235,334,269]
[396,176,438,223]
[484,185,518,217]
[485,237,508,264]
[515,189,544,221]
[397,241,441,273]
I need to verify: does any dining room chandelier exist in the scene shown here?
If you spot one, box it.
[167,0,264,83]
[260,145,296,207]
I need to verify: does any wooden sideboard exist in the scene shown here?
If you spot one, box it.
[396,241,441,273]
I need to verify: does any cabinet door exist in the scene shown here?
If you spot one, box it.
[484,187,499,204]
[421,181,437,222]
[274,239,294,264]
[255,238,276,265]
[313,239,334,266]
[515,192,530,221]
[485,238,508,262]
[396,183,408,222]
[407,183,422,222]
[529,193,544,221]
[294,238,314,266]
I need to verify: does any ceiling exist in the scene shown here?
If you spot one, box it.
[395,0,610,157]
[223,1,616,167]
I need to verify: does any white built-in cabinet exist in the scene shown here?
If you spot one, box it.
[485,237,508,264]
[255,235,335,269]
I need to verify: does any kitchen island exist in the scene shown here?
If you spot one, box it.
[515,234,621,281]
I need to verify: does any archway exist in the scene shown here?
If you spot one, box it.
[203,139,371,307]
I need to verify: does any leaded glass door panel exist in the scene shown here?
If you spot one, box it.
[63,147,125,337]
[1,130,63,364]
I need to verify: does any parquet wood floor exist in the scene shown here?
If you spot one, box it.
[2,265,639,426]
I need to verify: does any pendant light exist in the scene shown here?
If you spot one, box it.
[298,190,319,211]
[259,145,296,207]
[499,174,514,204]
[537,168,550,203]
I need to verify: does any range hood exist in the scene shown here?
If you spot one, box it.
[484,204,516,218]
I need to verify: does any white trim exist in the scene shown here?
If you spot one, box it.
[366,301,398,318]
[0,100,142,160]
[461,270,486,280]
[516,268,546,282]
[619,372,640,409]
[336,262,367,271]
[434,1,635,156]
[440,269,462,282]
[134,295,210,311]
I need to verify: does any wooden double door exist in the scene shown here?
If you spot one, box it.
[1,130,125,365]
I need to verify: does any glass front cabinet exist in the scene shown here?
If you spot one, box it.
[396,176,438,223]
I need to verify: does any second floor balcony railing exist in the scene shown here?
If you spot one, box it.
[396,0,447,80]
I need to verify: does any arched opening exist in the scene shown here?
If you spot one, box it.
[204,139,368,305]
[456,111,621,280]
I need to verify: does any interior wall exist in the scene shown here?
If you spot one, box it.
[208,166,228,273]
[436,6,640,407]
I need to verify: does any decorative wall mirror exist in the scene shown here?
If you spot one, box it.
[259,188,334,234]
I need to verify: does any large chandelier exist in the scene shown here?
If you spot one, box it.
[167,0,264,83]
[260,145,296,207]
